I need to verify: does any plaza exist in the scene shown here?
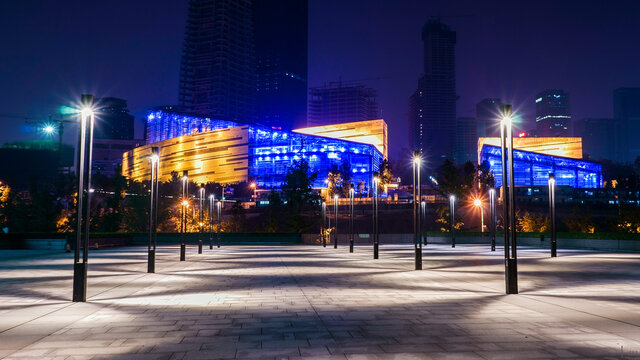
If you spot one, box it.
[1,244,640,359]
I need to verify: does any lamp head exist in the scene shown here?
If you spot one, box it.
[473,199,482,207]
[450,194,455,201]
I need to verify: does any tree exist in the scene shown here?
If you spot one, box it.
[281,159,318,232]
[338,159,352,197]
[435,204,464,232]
[262,191,283,232]
[519,211,549,232]
[377,158,394,193]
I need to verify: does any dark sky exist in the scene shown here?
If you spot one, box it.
[1,0,639,161]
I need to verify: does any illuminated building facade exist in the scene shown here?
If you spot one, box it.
[535,89,571,137]
[125,111,383,189]
[477,137,602,189]
[292,119,388,159]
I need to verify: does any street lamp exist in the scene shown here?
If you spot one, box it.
[349,185,355,253]
[216,200,222,248]
[489,188,496,251]
[474,198,484,246]
[333,194,339,249]
[373,174,380,259]
[449,195,456,248]
[209,194,214,249]
[72,94,95,302]
[421,200,427,245]
[148,147,160,273]
[321,201,327,247]
[180,171,188,261]
[500,104,518,294]
[250,182,257,202]
[198,185,205,254]
[549,173,557,257]
[413,150,422,270]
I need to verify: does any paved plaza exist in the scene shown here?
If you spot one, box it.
[1,244,640,359]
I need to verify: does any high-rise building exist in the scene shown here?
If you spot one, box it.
[254,0,308,130]
[535,89,571,137]
[307,81,380,127]
[613,88,640,162]
[575,118,615,161]
[178,0,255,122]
[408,19,457,163]
[476,98,503,138]
[94,97,134,140]
[454,117,477,165]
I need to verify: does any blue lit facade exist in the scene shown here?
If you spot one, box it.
[480,145,603,189]
[145,111,383,189]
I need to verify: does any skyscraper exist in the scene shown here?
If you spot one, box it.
[94,97,134,140]
[535,89,571,137]
[178,0,255,122]
[408,18,457,163]
[254,0,308,130]
[575,118,615,161]
[613,88,640,162]
[307,81,380,127]
[454,117,477,165]
[476,98,503,138]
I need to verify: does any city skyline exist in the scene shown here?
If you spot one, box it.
[1,0,639,162]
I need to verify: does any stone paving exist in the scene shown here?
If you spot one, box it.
[1,244,640,359]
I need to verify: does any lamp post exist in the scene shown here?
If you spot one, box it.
[72,94,94,302]
[322,201,327,247]
[413,150,422,270]
[334,194,339,249]
[373,174,379,259]
[148,147,159,273]
[209,194,214,249]
[349,185,355,253]
[500,104,518,294]
[198,186,204,254]
[421,200,427,245]
[216,200,222,248]
[449,195,456,248]
[474,198,484,245]
[180,171,188,261]
[549,173,557,257]
[489,188,496,251]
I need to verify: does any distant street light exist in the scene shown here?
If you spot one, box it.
[413,150,422,270]
[449,195,456,248]
[474,198,484,246]
[180,171,188,261]
[250,182,257,201]
[500,104,518,294]
[489,188,496,251]
[209,194,214,249]
[549,173,557,257]
[198,186,204,254]
[148,147,159,273]
[72,94,95,303]
[43,124,56,134]
[334,194,339,249]
[349,185,355,253]
[373,174,380,259]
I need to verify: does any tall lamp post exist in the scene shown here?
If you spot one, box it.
[180,171,188,261]
[373,174,379,259]
[72,94,95,302]
[489,188,496,251]
[349,185,355,253]
[549,173,557,257]
[148,147,159,273]
[449,195,456,248]
[198,186,204,254]
[413,150,422,270]
[209,194,214,249]
[321,201,327,247]
[474,199,484,244]
[333,194,339,249]
[500,104,518,294]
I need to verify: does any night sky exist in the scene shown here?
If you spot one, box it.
[1,0,639,161]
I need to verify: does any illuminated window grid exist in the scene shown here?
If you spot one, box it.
[480,145,602,189]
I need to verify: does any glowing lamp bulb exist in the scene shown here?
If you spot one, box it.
[474,199,482,207]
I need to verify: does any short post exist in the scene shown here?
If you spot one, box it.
[373,174,379,259]
[148,146,159,273]
[334,194,339,248]
[349,185,354,253]
[321,201,327,247]
[489,188,496,252]
[209,194,214,249]
[180,171,188,261]
[421,200,427,245]
[549,173,557,257]
[198,186,204,254]
[449,195,456,248]
[217,200,222,248]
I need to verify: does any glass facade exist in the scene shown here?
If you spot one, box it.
[137,111,383,189]
[480,145,602,189]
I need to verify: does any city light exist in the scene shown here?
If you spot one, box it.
[42,124,55,134]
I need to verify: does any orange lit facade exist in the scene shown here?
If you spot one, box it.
[477,137,583,164]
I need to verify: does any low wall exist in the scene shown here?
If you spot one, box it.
[24,239,67,250]
[302,233,640,252]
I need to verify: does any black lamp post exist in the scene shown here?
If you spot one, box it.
[489,188,496,251]
[334,194,338,248]
[180,171,188,261]
[198,186,204,254]
[373,174,379,259]
[413,150,422,270]
[549,173,557,257]
[500,104,518,294]
[148,146,159,273]
[216,200,222,248]
[349,185,355,253]
[321,201,327,247]
[209,194,214,249]
[72,94,95,302]
[421,200,427,245]
[449,195,456,248]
